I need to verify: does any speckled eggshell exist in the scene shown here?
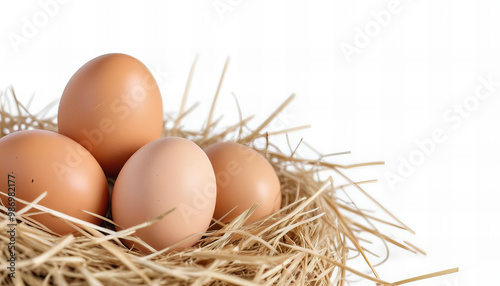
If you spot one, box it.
[0,130,109,234]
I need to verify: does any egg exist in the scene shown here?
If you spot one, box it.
[0,130,109,234]
[204,142,281,224]
[112,137,216,252]
[58,53,164,176]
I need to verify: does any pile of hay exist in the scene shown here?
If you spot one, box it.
[0,59,457,285]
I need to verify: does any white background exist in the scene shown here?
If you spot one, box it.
[1,1,498,285]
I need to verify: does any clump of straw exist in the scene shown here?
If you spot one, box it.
[0,58,457,285]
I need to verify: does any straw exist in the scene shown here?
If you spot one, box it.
[0,60,458,285]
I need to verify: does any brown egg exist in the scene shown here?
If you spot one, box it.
[0,130,109,235]
[204,142,281,224]
[112,137,216,252]
[58,53,163,176]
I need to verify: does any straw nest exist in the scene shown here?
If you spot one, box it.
[0,59,457,285]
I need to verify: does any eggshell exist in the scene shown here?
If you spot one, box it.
[0,130,109,234]
[112,137,216,252]
[58,53,163,176]
[204,142,281,224]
